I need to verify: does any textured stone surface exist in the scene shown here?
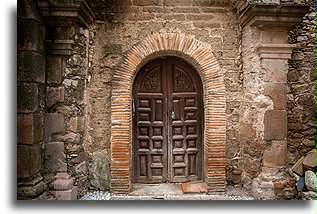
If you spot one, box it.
[46,86,65,107]
[264,83,286,110]
[44,113,65,139]
[17,176,46,198]
[291,156,305,176]
[54,186,78,200]
[17,144,42,178]
[304,170,316,192]
[302,150,316,171]
[88,150,110,190]
[45,142,67,172]
[264,110,287,140]
[17,83,39,113]
[54,178,74,190]
[18,113,44,145]
[263,141,287,167]
[287,0,316,168]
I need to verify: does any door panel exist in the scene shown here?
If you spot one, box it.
[133,57,203,183]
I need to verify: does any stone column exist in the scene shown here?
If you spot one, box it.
[17,0,47,199]
[239,3,309,199]
[39,0,94,199]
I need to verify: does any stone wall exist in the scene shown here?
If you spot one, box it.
[17,0,314,199]
[43,26,91,197]
[287,0,316,166]
[86,0,242,190]
[17,0,46,199]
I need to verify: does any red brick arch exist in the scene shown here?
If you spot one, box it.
[111,33,226,194]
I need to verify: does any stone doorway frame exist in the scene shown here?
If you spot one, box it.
[111,33,226,194]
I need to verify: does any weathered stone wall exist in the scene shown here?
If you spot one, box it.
[17,0,314,199]
[43,26,91,198]
[17,0,47,199]
[287,0,316,166]
[86,0,242,190]
[238,0,313,200]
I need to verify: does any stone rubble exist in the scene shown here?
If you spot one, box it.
[289,149,316,200]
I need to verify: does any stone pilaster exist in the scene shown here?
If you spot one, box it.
[39,0,94,199]
[17,0,47,199]
[239,3,309,199]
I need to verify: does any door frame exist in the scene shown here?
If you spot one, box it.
[132,57,204,183]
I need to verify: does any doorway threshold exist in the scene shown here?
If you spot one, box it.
[109,183,254,200]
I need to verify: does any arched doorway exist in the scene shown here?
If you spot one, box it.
[132,57,204,183]
[111,33,226,194]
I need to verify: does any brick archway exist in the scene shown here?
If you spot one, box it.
[111,33,226,194]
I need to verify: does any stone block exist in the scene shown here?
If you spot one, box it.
[44,113,65,139]
[17,114,33,144]
[291,156,305,176]
[262,59,288,82]
[172,7,200,13]
[45,142,67,172]
[296,176,305,192]
[305,170,316,192]
[193,22,221,29]
[128,13,155,21]
[52,132,80,143]
[264,110,287,140]
[55,172,71,180]
[239,122,256,139]
[18,51,45,83]
[162,0,192,6]
[68,117,79,132]
[303,150,316,171]
[75,161,88,174]
[54,178,74,190]
[17,83,38,113]
[162,14,185,21]
[186,14,214,21]
[17,113,43,144]
[263,141,287,167]
[17,144,42,178]
[17,176,46,198]
[89,150,111,190]
[244,158,261,176]
[46,86,65,107]
[17,19,44,52]
[54,186,78,200]
[264,83,286,110]
[47,56,63,84]
[133,0,159,6]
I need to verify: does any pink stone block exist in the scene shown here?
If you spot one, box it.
[54,178,74,190]
[54,186,78,200]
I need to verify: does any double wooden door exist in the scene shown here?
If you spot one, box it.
[132,57,203,183]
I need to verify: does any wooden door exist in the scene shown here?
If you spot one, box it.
[133,57,203,183]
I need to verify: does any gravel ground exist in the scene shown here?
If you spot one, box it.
[80,191,253,200]
[80,191,111,200]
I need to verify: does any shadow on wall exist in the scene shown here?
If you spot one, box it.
[86,0,130,21]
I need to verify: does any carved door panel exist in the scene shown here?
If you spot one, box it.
[167,59,203,182]
[133,57,203,183]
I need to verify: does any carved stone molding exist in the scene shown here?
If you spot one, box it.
[46,39,74,56]
[39,0,95,28]
[257,43,298,59]
[240,3,309,30]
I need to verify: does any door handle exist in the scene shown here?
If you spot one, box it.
[171,111,175,120]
